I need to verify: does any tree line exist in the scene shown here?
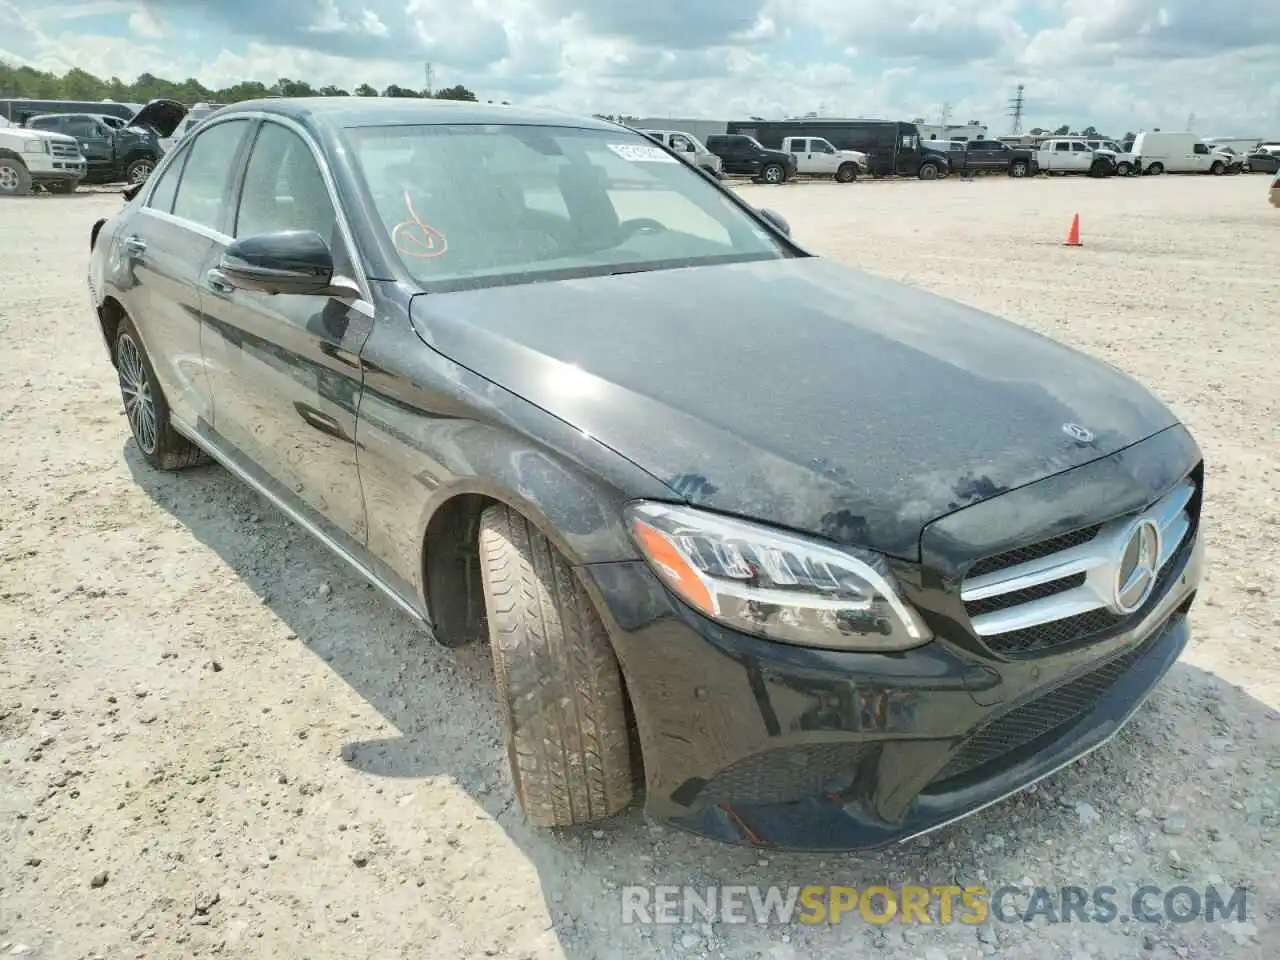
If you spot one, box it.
[0,61,481,105]
[1029,125,1138,143]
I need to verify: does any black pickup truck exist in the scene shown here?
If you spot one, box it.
[704,134,798,184]
[24,99,186,185]
[955,139,1039,177]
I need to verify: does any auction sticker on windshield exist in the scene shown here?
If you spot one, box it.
[608,143,678,162]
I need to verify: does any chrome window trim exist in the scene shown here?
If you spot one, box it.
[137,110,376,312]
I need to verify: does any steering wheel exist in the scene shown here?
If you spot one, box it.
[618,218,668,239]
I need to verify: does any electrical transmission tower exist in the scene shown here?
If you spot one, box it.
[1185,111,1196,131]
[940,102,952,128]
[1008,84,1026,135]
[424,62,435,96]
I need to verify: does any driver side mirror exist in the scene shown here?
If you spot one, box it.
[219,230,358,298]
[757,208,790,237]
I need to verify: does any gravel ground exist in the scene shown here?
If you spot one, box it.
[1,175,1278,960]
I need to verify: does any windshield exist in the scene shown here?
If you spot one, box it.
[347,123,789,291]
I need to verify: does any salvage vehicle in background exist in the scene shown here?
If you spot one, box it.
[1035,138,1116,177]
[780,136,867,182]
[88,96,1204,851]
[963,138,1038,177]
[705,133,797,183]
[1243,151,1280,174]
[1131,133,1234,175]
[0,123,86,195]
[637,129,723,178]
[728,119,950,180]
[25,99,186,184]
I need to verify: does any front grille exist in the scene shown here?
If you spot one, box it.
[959,475,1197,658]
[50,142,80,159]
[933,638,1150,783]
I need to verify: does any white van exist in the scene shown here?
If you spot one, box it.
[1132,132,1233,175]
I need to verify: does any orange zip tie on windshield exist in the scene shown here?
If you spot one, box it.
[392,189,448,258]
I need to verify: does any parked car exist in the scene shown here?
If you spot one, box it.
[704,133,797,183]
[962,138,1039,177]
[1035,138,1116,177]
[1131,132,1234,175]
[779,136,867,182]
[1083,139,1140,176]
[0,124,86,195]
[25,99,186,184]
[89,97,1205,851]
[637,129,723,178]
[1243,151,1280,174]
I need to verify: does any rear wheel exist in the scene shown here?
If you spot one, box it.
[114,315,210,471]
[479,504,635,828]
[0,158,32,197]
[835,163,857,183]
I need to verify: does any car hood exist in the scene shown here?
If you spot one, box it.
[4,127,77,145]
[127,98,187,138]
[408,257,1179,559]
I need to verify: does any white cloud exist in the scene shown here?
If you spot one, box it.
[1,0,1277,136]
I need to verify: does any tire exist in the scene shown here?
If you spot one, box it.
[0,157,32,197]
[124,157,155,184]
[760,163,785,185]
[1010,160,1029,178]
[1210,161,1224,175]
[1116,162,1132,177]
[835,163,857,183]
[1147,162,1164,176]
[113,314,210,470]
[918,163,940,181]
[479,504,634,828]
[1088,159,1110,178]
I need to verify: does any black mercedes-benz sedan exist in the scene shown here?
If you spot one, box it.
[87,97,1204,851]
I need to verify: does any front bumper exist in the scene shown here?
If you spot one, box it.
[28,160,87,182]
[588,428,1203,851]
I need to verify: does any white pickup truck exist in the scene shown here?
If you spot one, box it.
[1084,138,1140,176]
[0,126,87,195]
[780,136,868,183]
[1035,138,1116,177]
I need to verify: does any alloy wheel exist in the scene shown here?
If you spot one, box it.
[116,333,158,454]
[0,164,19,192]
[130,162,154,183]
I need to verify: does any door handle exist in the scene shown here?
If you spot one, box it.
[123,235,146,255]
[205,269,234,296]
[293,403,349,441]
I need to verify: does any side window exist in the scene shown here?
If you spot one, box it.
[1071,142,1089,152]
[1055,142,1070,152]
[171,119,251,232]
[814,140,834,154]
[670,135,692,153]
[234,121,337,241]
[1193,143,1208,154]
[65,117,102,139]
[28,116,60,131]
[146,145,189,214]
[790,139,807,152]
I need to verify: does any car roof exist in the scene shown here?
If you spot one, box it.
[217,97,622,132]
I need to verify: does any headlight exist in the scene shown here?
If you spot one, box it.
[625,502,932,651]
[24,140,49,154]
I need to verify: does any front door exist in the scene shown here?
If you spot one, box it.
[1070,141,1092,171]
[199,118,373,546]
[808,139,841,174]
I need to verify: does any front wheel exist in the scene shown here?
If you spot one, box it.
[1116,162,1132,177]
[124,158,155,184]
[114,315,210,471]
[1010,160,1029,178]
[760,163,785,184]
[479,504,635,828]
[0,158,32,197]
[835,163,857,183]
[1210,161,1224,175]
[918,163,939,181]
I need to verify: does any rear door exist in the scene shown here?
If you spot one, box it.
[116,117,254,429]
[199,117,373,545]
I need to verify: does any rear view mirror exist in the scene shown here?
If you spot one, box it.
[757,208,790,237]
[220,230,342,296]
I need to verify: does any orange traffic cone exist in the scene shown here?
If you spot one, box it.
[1064,213,1082,247]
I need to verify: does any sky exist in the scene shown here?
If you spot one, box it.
[2,0,1279,137]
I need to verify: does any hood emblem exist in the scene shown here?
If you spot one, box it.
[1062,422,1094,444]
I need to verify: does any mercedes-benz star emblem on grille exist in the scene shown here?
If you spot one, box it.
[1112,519,1162,614]
[1062,422,1094,444]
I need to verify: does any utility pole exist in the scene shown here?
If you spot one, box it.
[424,62,434,97]
[1185,111,1196,131]
[1008,84,1025,135]
[940,102,952,128]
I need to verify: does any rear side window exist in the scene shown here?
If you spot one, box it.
[146,146,189,214]
[171,119,251,232]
